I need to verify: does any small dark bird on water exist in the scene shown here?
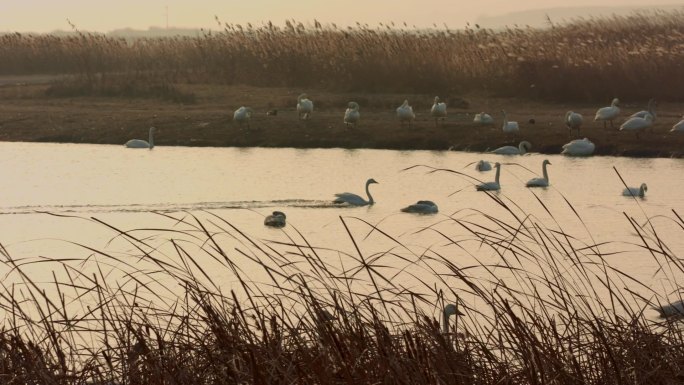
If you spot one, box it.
[528,118,536,124]
[267,109,278,116]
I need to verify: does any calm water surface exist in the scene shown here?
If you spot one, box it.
[1,142,683,316]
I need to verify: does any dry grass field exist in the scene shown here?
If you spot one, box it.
[1,11,684,156]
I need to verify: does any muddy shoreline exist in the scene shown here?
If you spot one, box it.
[0,81,682,158]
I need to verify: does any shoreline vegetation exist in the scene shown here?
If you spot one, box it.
[0,11,684,156]
[1,184,683,383]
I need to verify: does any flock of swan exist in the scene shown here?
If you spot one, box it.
[232,95,684,156]
[119,94,680,320]
[124,95,684,159]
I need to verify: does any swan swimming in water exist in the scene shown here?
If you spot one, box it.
[476,162,502,191]
[630,99,657,121]
[401,200,438,214]
[125,127,155,149]
[442,303,464,334]
[233,106,254,129]
[333,178,379,206]
[565,111,583,136]
[344,101,360,128]
[430,96,447,126]
[526,159,551,188]
[501,110,519,133]
[396,100,415,128]
[622,183,647,198]
[475,160,492,171]
[491,141,532,155]
[561,138,595,156]
[594,98,620,129]
[653,299,684,318]
[671,115,684,132]
[620,113,653,138]
[264,211,286,228]
[297,93,314,120]
[473,112,494,125]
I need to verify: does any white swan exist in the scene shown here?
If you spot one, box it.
[125,127,155,149]
[565,111,583,136]
[333,178,379,206]
[630,99,657,121]
[501,110,519,133]
[475,160,492,171]
[430,96,447,126]
[622,183,647,198]
[671,115,684,132]
[594,98,620,128]
[233,106,253,129]
[491,141,532,155]
[264,211,286,228]
[476,162,501,191]
[620,113,653,138]
[526,159,551,188]
[344,101,360,128]
[561,138,595,156]
[442,303,464,334]
[653,299,684,318]
[297,93,314,120]
[473,112,494,125]
[396,100,415,128]
[401,200,438,214]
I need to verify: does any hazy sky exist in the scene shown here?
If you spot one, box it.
[1,0,683,32]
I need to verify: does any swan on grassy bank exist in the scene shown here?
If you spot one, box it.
[397,100,415,128]
[430,96,447,126]
[333,178,379,206]
[620,113,653,138]
[565,111,583,136]
[473,112,494,125]
[630,99,657,121]
[264,211,286,228]
[671,116,684,132]
[526,159,551,188]
[476,162,501,191]
[401,200,438,214]
[233,106,254,129]
[344,101,360,128]
[561,138,595,156]
[622,183,647,198]
[501,110,519,133]
[125,127,155,149]
[297,93,314,120]
[594,98,620,128]
[491,141,532,155]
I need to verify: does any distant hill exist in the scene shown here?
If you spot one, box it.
[475,4,684,28]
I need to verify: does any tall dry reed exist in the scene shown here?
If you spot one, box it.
[2,11,684,101]
[0,171,683,384]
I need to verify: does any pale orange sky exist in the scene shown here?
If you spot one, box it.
[1,0,683,32]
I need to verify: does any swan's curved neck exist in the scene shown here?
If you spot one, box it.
[519,142,527,154]
[365,181,374,205]
[502,112,508,127]
[542,163,549,182]
[494,164,501,184]
[442,311,450,334]
[149,128,154,149]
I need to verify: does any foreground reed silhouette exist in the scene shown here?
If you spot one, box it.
[0,172,683,384]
